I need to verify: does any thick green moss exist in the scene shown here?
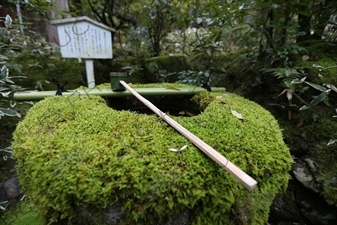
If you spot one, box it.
[13,86,292,225]
[2,203,41,225]
[296,40,337,85]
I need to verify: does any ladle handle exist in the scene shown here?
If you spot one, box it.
[120,81,258,190]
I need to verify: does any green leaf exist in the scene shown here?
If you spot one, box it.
[1,65,9,79]
[292,92,309,105]
[0,107,21,117]
[0,28,4,37]
[0,87,10,92]
[5,14,12,26]
[324,84,337,93]
[304,81,328,92]
[327,139,337,146]
[300,90,331,110]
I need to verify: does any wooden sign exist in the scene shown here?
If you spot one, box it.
[51,17,115,87]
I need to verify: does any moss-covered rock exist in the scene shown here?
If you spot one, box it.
[280,106,337,206]
[143,55,189,82]
[13,84,293,225]
[303,119,337,206]
[297,40,337,85]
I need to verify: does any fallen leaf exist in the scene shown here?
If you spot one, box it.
[296,118,304,127]
[302,55,310,61]
[216,95,227,104]
[169,145,187,153]
[178,111,195,117]
[231,110,244,120]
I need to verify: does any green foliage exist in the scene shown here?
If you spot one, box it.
[296,42,337,85]
[306,118,337,206]
[279,104,337,206]
[8,52,84,91]
[1,198,41,225]
[143,55,189,82]
[0,18,84,90]
[13,85,292,225]
[177,70,211,87]
[0,15,23,120]
[0,15,31,151]
[0,65,22,119]
[140,0,176,56]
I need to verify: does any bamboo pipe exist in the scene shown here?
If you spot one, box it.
[13,87,226,101]
[119,81,258,190]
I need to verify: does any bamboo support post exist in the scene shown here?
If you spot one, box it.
[119,81,258,190]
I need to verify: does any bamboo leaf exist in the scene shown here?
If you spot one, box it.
[327,139,337,146]
[324,84,337,93]
[278,89,288,97]
[299,105,310,110]
[304,81,328,92]
[308,90,331,107]
[292,92,309,105]
[299,90,331,110]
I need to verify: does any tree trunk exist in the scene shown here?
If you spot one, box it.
[46,0,71,44]
[312,0,334,40]
[297,13,312,42]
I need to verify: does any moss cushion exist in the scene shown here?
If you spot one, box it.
[13,84,293,224]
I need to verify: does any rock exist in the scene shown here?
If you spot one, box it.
[294,183,337,225]
[0,175,22,201]
[76,204,125,225]
[269,181,302,223]
[13,89,293,224]
[76,205,191,225]
[102,205,125,225]
[292,156,322,193]
[269,179,337,225]
[0,185,6,202]
[159,209,191,225]
[288,137,310,156]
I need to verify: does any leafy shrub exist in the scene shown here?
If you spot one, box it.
[1,14,84,91]
[143,55,189,82]
[13,84,292,225]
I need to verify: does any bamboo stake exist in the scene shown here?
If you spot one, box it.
[120,81,258,190]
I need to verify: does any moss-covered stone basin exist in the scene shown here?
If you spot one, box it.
[12,84,293,225]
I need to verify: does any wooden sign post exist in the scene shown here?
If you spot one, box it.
[51,16,115,88]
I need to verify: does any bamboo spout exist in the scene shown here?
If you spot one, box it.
[14,87,226,101]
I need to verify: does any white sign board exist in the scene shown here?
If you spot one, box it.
[50,17,115,88]
[51,17,114,59]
